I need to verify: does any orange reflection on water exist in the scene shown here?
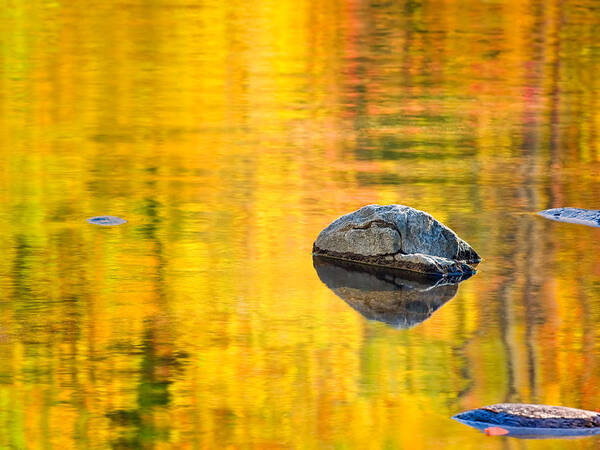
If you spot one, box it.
[0,0,599,448]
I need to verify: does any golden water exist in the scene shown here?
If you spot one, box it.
[0,0,599,448]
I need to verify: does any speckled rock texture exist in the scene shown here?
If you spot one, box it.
[537,207,600,228]
[313,256,471,328]
[313,205,480,277]
[453,404,600,429]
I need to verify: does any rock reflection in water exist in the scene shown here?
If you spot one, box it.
[313,256,473,329]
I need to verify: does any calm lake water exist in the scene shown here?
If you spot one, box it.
[1,0,599,448]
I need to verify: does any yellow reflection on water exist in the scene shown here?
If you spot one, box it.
[0,0,599,448]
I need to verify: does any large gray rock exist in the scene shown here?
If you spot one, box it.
[313,256,471,328]
[537,207,600,228]
[313,205,480,277]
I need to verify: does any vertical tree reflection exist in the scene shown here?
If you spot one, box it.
[107,193,182,448]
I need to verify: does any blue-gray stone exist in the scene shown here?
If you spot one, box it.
[87,216,127,226]
[537,207,600,228]
[453,403,600,438]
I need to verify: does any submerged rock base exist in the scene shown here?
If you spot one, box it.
[313,249,475,278]
[313,205,480,277]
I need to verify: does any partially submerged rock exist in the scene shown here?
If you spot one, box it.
[313,256,471,328]
[87,216,127,226]
[453,403,600,439]
[537,207,600,228]
[313,205,480,277]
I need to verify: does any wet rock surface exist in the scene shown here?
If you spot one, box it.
[313,205,480,277]
[87,216,127,226]
[313,256,471,328]
[453,403,600,429]
[537,207,600,228]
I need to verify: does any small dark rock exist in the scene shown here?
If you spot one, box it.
[87,216,127,226]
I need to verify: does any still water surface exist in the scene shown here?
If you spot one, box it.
[1,0,599,448]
